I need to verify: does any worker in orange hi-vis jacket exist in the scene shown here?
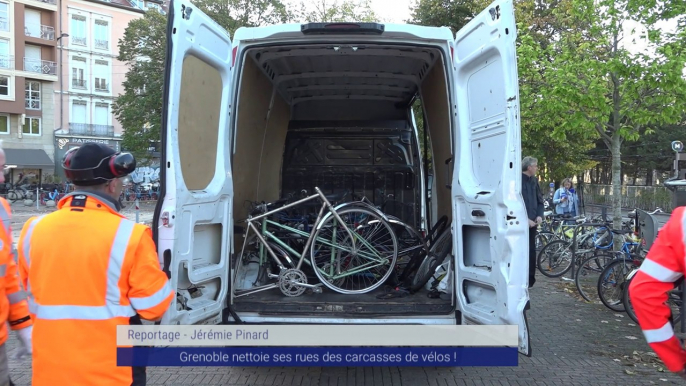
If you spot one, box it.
[629,206,686,380]
[16,143,175,386]
[0,143,33,386]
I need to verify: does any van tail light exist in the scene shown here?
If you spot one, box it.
[301,22,385,35]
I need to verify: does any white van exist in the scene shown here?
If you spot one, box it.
[154,0,532,356]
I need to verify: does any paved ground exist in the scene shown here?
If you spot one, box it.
[5,200,686,385]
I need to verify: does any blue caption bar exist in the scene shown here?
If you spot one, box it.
[117,347,518,367]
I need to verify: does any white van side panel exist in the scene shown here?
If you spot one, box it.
[451,0,531,356]
[158,0,234,326]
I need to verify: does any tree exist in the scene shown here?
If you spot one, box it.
[294,0,379,22]
[522,0,686,228]
[407,0,477,33]
[114,1,291,159]
[112,9,167,164]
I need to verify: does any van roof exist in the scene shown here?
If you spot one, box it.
[233,22,455,44]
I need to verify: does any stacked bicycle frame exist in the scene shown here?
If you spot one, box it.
[231,187,454,298]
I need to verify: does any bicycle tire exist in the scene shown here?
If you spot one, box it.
[597,259,635,312]
[575,253,615,302]
[535,231,556,257]
[310,207,398,294]
[537,239,573,278]
[409,228,453,293]
[622,273,639,324]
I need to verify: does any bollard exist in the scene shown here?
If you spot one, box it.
[135,199,140,223]
[36,186,39,210]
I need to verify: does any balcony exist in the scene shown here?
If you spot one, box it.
[23,58,57,75]
[95,82,109,92]
[30,0,57,4]
[0,55,13,70]
[25,24,55,41]
[69,123,114,137]
[72,36,87,46]
[95,39,108,50]
[72,79,87,89]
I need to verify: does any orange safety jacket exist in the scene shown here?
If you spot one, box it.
[17,192,175,386]
[629,206,686,372]
[0,197,32,346]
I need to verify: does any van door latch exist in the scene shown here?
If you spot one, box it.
[507,215,516,221]
[471,210,485,217]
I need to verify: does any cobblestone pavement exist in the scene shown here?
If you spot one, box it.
[5,201,685,385]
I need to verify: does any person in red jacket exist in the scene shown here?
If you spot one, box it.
[630,206,686,379]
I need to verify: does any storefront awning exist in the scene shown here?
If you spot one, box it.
[4,149,54,169]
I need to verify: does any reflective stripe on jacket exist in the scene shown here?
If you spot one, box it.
[629,206,686,372]
[17,192,174,386]
[0,197,32,346]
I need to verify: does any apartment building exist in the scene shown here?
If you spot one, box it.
[0,0,59,185]
[53,0,164,179]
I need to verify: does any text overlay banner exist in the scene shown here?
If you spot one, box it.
[117,347,519,367]
[117,325,518,347]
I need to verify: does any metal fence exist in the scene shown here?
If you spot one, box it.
[580,184,673,213]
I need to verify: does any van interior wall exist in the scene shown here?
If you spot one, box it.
[419,56,453,224]
[232,56,291,248]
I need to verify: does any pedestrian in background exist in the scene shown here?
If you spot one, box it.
[553,178,579,217]
[17,143,174,386]
[0,142,33,386]
[522,156,545,288]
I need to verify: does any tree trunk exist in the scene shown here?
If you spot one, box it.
[611,133,622,230]
[646,169,653,186]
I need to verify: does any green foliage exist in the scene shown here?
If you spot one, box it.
[525,0,686,225]
[295,0,380,22]
[407,0,478,33]
[112,9,167,165]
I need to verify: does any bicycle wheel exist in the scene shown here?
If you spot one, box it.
[409,228,453,293]
[622,272,639,324]
[598,259,637,312]
[310,207,398,294]
[535,231,556,256]
[575,253,615,302]
[537,239,573,277]
[6,191,18,202]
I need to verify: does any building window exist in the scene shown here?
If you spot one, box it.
[25,81,40,110]
[0,114,8,134]
[23,117,40,135]
[71,15,87,46]
[94,20,108,50]
[94,60,109,92]
[71,100,87,123]
[0,76,8,96]
[72,56,86,88]
[0,38,9,69]
[0,2,8,32]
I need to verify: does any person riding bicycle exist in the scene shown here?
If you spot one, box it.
[629,206,686,380]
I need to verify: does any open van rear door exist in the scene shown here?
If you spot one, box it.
[451,0,531,356]
[154,0,234,325]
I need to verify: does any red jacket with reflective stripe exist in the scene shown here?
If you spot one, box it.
[0,197,32,346]
[629,206,686,372]
[17,193,175,386]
